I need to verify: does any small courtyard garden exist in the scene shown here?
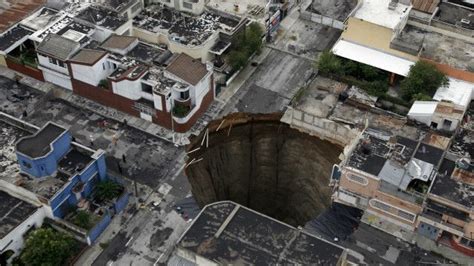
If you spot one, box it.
[316,50,449,115]
[13,227,83,266]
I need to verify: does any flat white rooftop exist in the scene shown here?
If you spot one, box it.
[434,78,474,110]
[408,101,438,116]
[332,39,415,76]
[354,0,411,30]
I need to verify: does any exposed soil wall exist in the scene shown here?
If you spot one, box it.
[185,113,343,226]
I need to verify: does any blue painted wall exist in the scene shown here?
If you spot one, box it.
[50,161,101,218]
[417,222,439,240]
[17,131,72,177]
[88,212,112,244]
[114,192,130,214]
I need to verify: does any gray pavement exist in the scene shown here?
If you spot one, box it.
[218,17,341,116]
[0,76,183,189]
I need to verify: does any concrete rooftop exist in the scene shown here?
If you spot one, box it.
[0,190,38,239]
[177,201,346,265]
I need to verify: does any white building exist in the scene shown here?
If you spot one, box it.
[68,35,214,132]
[0,190,46,264]
[148,0,208,15]
[408,101,464,131]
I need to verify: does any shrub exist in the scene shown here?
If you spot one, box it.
[173,104,191,118]
[317,50,344,76]
[361,80,389,97]
[401,61,449,101]
[227,22,263,71]
[72,210,93,230]
[99,79,109,89]
[95,180,122,202]
[20,228,77,266]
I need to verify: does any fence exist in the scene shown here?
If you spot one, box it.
[114,191,130,214]
[300,11,345,30]
[87,212,112,244]
[283,106,358,147]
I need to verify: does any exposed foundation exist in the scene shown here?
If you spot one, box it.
[185,113,343,226]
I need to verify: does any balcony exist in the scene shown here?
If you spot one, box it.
[379,181,425,205]
[420,210,465,236]
[172,102,192,118]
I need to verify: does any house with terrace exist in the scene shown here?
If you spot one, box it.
[0,2,132,83]
[332,123,474,259]
[416,125,474,257]
[0,190,46,265]
[332,128,449,238]
[0,115,129,248]
[68,35,214,132]
[132,5,245,65]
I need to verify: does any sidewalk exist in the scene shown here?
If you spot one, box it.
[0,65,219,146]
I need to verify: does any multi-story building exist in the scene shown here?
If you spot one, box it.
[132,4,245,64]
[0,3,131,85]
[333,128,446,233]
[148,0,208,15]
[0,190,46,265]
[333,124,473,259]
[417,126,474,257]
[0,114,129,253]
[68,35,215,132]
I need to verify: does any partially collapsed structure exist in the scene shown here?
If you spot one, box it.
[332,121,474,257]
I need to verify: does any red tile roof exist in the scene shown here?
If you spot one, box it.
[166,53,208,86]
[411,0,440,14]
[0,0,46,33]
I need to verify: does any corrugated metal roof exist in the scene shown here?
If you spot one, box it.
[412,0,440,14]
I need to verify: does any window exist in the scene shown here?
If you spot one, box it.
[369,199,416,223]
[183,2,193,9]
[48,57,57,65]
[370,199,392,212]
[22,161,32,169]
[180,90,190,100]
[58,61,65,68]
[102,63,106,70]
[347,174,368,186]
[443,119,452,129]
[141,83,153,94]
[131,2,142,13]
[398,209,415,221]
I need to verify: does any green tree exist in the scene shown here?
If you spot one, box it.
[362,80,389,97]
[227,50,248,70]
[227,22,263,71]
[317,50,344,76]
[73,210,93,229]
[95,180,121,201]
[246,22,264,54]
[401,61,449,100]
[20,228,76,266]
[359,64,383,81]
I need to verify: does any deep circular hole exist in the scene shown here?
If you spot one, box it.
[186,113,342,226]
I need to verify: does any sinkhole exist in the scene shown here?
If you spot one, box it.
[185,113,343,227]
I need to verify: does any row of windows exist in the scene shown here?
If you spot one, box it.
[48,57,65,68]
[347,174,368,186]
[369,199,416,223]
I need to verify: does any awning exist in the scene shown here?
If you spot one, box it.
[332,39,415,77]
